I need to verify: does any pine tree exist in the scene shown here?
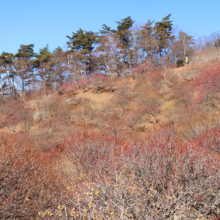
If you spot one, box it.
[15,44,36,92]
[67,29,99,77]
[52,47,66,89]
[36,45,53,95]
[99,24,118,78]
[53,46,63,54]
[0,52,14,98]
[140,20,156,63]
[155,14,174,67]
[114,16,135,76]
[100,24,112,36]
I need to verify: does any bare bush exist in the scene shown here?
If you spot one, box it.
[37,132,220,219]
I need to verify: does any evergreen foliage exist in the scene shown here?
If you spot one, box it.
[66,29,99,54]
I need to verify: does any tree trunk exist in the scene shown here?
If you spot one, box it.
[26,63,30,93]
[42,72,46,95]
[159,49,163,68]
[0,74,3,102]
[22,74,25,93]
[174,52,177,66]
[5,69,11,97]
[74,60,77,81]
[128,48,132,76]
[107,50,113,78]
[83,56,87,78]
[116,53,121,77]
[67,53,71,81]
[90,54,94,76]
[122,51,126,77]
[12,78,16,98]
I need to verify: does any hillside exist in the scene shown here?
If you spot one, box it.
[1,2,220,218]
[2,56,220,219]
[1,59,220,143]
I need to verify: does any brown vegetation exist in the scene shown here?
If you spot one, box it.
[1,43,220,219]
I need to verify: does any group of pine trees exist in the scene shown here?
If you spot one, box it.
[0,14,216,99]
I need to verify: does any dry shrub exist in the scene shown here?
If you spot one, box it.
[31,116,70,151]
[2,124,220,219]
[0,101,33,132]
[74,104,94,129]
[136,89,162,125]
[192,59,220,106]
[0,133,64,219]
[89,73,105,93]
[125,110,145,131]
[37,131,220,219]
[175,109,220,141]
[30,94,60,123]
[58,78,87,94]
[183,67,199,80]
[134,72,150,88]
[148,70,163,89]
[173,80,194,107]
[132,61,153,75]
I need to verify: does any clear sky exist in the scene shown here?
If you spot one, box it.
[0,0,219,54]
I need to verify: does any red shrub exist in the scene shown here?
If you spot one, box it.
[38,131,220,219]
[0,133,63,219]
[58,78,87,94]
[2,128,220,219]
[132,61,153,74]
[193,60,220,105]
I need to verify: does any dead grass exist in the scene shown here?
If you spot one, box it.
[0,61,220,144]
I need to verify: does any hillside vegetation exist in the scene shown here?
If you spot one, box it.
[1,56,220,219]
[1,14,220,219]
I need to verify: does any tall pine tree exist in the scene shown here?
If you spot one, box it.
[16,44,36,92]
[36,45,53,95]
[155,14,174,67]
[67,29,99,77]
[114,16,135,76]
[0,52,14,97]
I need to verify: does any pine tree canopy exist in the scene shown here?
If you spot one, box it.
[116,16,134,32]
[0,52,14,67]
[66,29,99,54]
[155,14,173,40]
[100,24,112,35]
[38,45,52,64]
[16,44,36,60]
[114,16,135,43]
[53,46,63,54]
[141,20,154,35]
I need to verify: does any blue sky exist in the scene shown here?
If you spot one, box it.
[0,0,219,54]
